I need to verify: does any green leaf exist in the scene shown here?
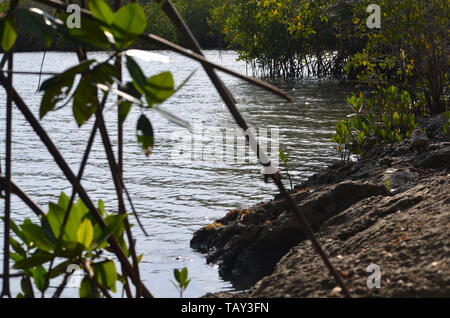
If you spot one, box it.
[136,114,154,156]
[126,56,147,94]
[0,18,17,52]
[57,192,70,210]
[13,251,53,270]
[89,62,117,86]
[183,278,191,290]
[92,260,117,292]
[57,241,85,258]
[88,0,114,25]
[39,60,94,119]
[112,3,147,49]
[72,75,99,126]
[32,265,47,292]
[2,217,29,245]
[180,267,188,285]
[91,214,127,250]
[119,101,132,124]
[173,268,181,284]
[20,223,55,252]
[65,14,110,49]
[144,72,174,107]
[46,202,79,242]
[76,198,90,220]
[21,277,33,297]
[40,215,57,243]
[79,277,93,298]
[48,260,73,279]
[98,199,106,216]
[10,237,26,257]
[77,219,94,249]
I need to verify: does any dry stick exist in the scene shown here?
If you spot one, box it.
[52,271,71,298]
[156,0,351,298]
[33,0,291,102]
[2,70,58,76]
[0,72,153,298]
[112,0,133,294]
[115,54,134,301]
[82,260,100,298]
[95,103,143,298]
[0,176,45,217]
[82,260,112,298]
[1,49,13,299]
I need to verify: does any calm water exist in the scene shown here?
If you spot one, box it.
[0,51,353,297]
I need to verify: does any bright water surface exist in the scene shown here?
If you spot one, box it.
[0,51,353,297]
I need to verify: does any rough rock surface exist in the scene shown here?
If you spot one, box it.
[191,115,450,297]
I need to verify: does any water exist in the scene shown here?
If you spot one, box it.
[0,51,353,297]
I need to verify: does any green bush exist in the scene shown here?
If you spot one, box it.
[332,86,418,160]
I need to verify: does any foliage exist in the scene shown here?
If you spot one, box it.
[4,193,130,298]
[332,86,418,160]
[210,0,362,78]
[279,148,293,190]
[345,0,449,116]
[171,267,191,298]
[444,111,450,135]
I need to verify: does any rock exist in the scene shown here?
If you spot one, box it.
[410,128,429,151]
[190,181,390,287]
[248,176,450,297]
[412,146,450,169]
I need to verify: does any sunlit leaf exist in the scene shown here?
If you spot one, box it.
[0,17,17,52]
[88,0,114,25]
[112,3,147,49]
[144,71,174,107]
[77,219,94,249]
[92,260,117,292]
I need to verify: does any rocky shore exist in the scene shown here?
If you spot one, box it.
[191,114,450,297]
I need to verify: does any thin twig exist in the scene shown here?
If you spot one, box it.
[1,48,14,299]
[95,102,143,298]
[0,175,45,217]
